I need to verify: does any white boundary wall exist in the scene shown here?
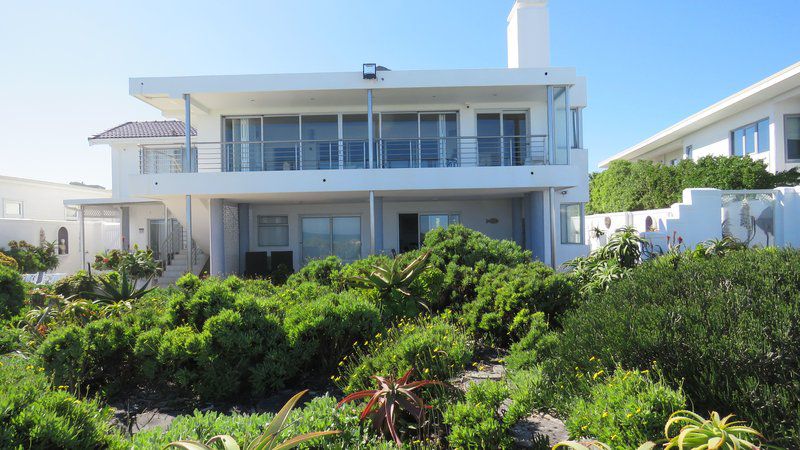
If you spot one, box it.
[585,186,800,252]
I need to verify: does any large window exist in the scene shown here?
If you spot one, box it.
[731,118,769,156]
[560,203,583,244]
[477,111,528,166]
[786,115,800,162]
[3,200,22,218]
[257,215,289,246]
[301,216,361,263]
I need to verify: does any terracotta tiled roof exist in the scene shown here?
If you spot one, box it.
[89,120,197,140]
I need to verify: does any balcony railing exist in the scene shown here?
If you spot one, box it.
[139,135,552,174]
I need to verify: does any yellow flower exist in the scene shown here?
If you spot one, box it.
[601,411,608,418]
[423,368,430,374]
[592,370,604,380]
[636,408,642,414]
[581,425,588,431]
[589,356,596,362]
[626,413,633,419]
[611,434,617,441]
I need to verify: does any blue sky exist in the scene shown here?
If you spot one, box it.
[1,0,798,187]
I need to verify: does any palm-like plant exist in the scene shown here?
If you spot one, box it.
[698,236,746,257]
[165,390,339,450]
[350,251,431,301]
[337,368,444,446]
[89,270,155,304]
[664,410,763,450]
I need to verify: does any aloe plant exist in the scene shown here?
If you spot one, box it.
[337,368,444,446]
[664,410,763,450]
[351,251,431,297]
[553,441,656,450]
[165,390,339,450]
[89,270,155,304]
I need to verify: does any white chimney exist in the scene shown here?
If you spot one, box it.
[507,0,550,68]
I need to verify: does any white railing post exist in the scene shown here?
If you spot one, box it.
[367,89,374,169]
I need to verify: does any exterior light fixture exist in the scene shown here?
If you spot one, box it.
[363,63,377,79]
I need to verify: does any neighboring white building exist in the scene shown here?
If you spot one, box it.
[0,175,116,274]
[74,0,590,281]
[600,61,800,173]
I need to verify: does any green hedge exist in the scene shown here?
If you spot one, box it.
[555,248,800,446]
[0,265,25,320]
[587,157,798,214]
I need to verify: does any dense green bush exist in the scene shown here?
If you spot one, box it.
[284,290,382,374]
[588,157,798,214]
[82,318,134,391]
[338,316,473,393]
[286,255,344,289]
[2,240,59,273]
[0,264,25,319]
[504,312,559,371]
[0,355,126,449]
[463,263,575,343]
[38,325,86,387]
[166,277,237,329]
[52,270,97,299]
[444,380,512,449]
[421,225,531,308]
[0,251,19,270]
[556,248,800,446]
[566,368,685,448]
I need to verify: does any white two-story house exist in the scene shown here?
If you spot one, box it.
[74,0,589,281]
[600,61,800,173]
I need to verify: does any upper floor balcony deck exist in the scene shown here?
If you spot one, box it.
[139,134,551,174]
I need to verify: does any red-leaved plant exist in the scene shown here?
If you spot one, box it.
[337,368,445,446]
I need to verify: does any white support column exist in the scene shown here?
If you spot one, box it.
[369,190,376,254]
[548,187,558,269]
[185,194,193,274]
[209,199,225,276]
[78,205,86,270]
[367,89,374,169]
[183,93,192,173]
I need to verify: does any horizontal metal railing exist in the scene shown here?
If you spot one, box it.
[139,135,551,174]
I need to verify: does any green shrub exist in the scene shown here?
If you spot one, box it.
[0,324,25,354]
[556,248,800,446]
[284,290,382,375]
[156,326,210,393]
[82,318,134,392]
[52,270,97,299]
[587,157,792,214]
[38,325,86,387]
[286,256,344,288]
[0,355,126,449]
[2,240,59,273]
[463,263,575,344]
[167,277,237,328]
[421,225,531,307]
[132,327,162,381]
[0,251,19,270]
[505,313,560,371]
[175,272,202,296]
[566,368,685,449]
[338,316,473,393]
[0,264,25,319]
[444,380,512,449]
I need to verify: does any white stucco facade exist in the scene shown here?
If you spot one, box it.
[601,61,800,174]
[0,176,115,274]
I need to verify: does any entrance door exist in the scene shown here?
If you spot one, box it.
[398,214,419,253]
[149,219,182,262]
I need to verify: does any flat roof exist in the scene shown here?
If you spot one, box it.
[599,60,800,168]
[130,66,580,113]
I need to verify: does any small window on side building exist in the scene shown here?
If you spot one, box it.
[560,203,583,244]
[257,215,289,246]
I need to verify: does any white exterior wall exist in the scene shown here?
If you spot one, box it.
[630,88,800,173]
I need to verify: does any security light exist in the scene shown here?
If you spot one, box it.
[363,63,377,79]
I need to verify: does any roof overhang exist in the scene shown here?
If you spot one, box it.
[130,67,579,114]
[599,61,800,168]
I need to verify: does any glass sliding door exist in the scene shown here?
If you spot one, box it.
[301,115,338,170]
[552,87,569,165]
[477,112,528,166]
[263,116,300,171]
[332,217,361,262]
[301,216,362,263]
[381,113,418,168]
[224,117,262,171]
[342,114,377,169]
[477,113,502,166]
[503,112,527,165]
[420,113,458,167]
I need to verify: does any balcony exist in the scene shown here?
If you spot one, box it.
[139,135,553,174]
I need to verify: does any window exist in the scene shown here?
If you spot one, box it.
[684,145,693,160]
[477,111,529,166]
[731,118,769,156]
[257,215,289,246]
[301,216,361,263]
[571,108,582,149]
[3,200,22,218]
[65,207,78,220]
[419,213,460,245]
[560,203,583,244]
[786,115,800,161]
[57,227,69,255]
[398,213,460,252]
